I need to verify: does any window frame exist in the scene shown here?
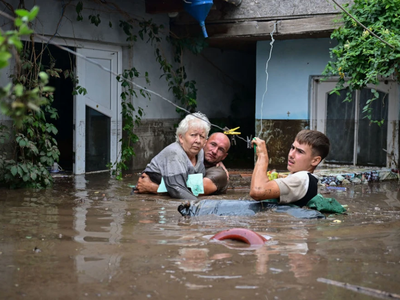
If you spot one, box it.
[310,76,399,168]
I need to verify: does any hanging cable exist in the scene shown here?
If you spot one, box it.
[258,21,277,137]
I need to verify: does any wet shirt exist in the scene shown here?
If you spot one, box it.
[274,171,318,207]
[143,142,205,200]
[205,166,228,194]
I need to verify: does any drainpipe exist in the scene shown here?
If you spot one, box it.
[221,0,242,6]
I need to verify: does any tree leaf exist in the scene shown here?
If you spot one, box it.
[28,6,40,21]
[10,165,17,176]
[14,9,29,17]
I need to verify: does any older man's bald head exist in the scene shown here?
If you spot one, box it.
[203,132,230,166]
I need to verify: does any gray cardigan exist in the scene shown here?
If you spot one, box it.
[143,142,205,200]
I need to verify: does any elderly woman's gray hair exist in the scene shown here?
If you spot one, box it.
[175,112,211,141]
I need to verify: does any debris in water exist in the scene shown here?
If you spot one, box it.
[317,278,400,299]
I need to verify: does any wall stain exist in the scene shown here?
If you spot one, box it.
[131,119,178,171]
[255,119,309,170]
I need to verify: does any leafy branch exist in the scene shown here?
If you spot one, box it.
[0,6,48,127]
[323,0,400,124]
[107,68,150,180]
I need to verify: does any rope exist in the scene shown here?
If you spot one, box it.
[258,21,277,137]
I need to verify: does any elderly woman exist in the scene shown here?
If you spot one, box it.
[140,112,211,200]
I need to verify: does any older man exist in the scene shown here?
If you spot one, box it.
[135,132,231,196]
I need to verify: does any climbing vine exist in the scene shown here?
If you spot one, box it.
[75,1,206,117]
[158,36,208,118]
[107,68,150,180]
[0,24,64,188]
[0,6,45,126]
[0,1,208,187]
[323,0,400,125]
[75,1,207,178]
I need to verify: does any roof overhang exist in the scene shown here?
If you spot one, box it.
[145,0,341,51]
[171,14,341,51]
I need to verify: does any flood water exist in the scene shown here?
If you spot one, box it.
[1,173,400,299]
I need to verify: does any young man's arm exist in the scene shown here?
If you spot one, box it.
[250,138,280,200]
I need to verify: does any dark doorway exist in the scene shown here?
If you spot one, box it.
[34,43,75,171]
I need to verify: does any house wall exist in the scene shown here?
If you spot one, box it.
[255,38,337,169]
[0,0,255,171]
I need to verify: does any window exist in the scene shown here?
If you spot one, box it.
[310,78,399,168]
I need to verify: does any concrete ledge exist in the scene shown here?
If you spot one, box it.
[226,167,400,190]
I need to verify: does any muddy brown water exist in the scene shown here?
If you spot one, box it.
[1,173,400,299]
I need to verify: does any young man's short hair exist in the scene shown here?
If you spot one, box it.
[295,130,330,160]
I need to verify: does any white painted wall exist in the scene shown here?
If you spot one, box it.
[256,38,337,120]
[0,0,253,120]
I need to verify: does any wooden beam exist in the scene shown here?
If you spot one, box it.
[171,14,342,39]
[171,21,273,39]
[278,15,341,35]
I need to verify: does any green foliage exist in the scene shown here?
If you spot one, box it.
[109,17,207,176]
[0,6,51,127]
[119,20,137,42]
[107,68,150,180]
[131,19,206,118]
[89,14,101,26]
[0,41,62,189]
[156,36,208,118]
[172,36,209,55]
[72,6,207,177]
[323,0,400,124]
[138,19,163,44]
[0,6,61,188]
[76,1,83,21]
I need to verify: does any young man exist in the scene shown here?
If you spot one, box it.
[250,130,330,207]
[135,132,231,196]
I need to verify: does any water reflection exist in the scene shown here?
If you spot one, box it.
[72,175,126,283]
[0,176,399,299]
[174,226,312,280]
[177,248,211,272]
[384,190,400,208]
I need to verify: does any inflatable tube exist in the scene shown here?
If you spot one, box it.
[210,228,268,245]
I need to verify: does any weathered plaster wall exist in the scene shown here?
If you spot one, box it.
[256,38,336,120]
[131,119,177,171]
[256,119,309,170]
[255,38,337,168]
[0,0,256,170]
[1,0,179,120]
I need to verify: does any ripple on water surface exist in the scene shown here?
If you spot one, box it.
[0,175,399,299]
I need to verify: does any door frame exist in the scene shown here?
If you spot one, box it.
[310,76,399,168]
[19,37,123,174]
[74,46,122,174]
